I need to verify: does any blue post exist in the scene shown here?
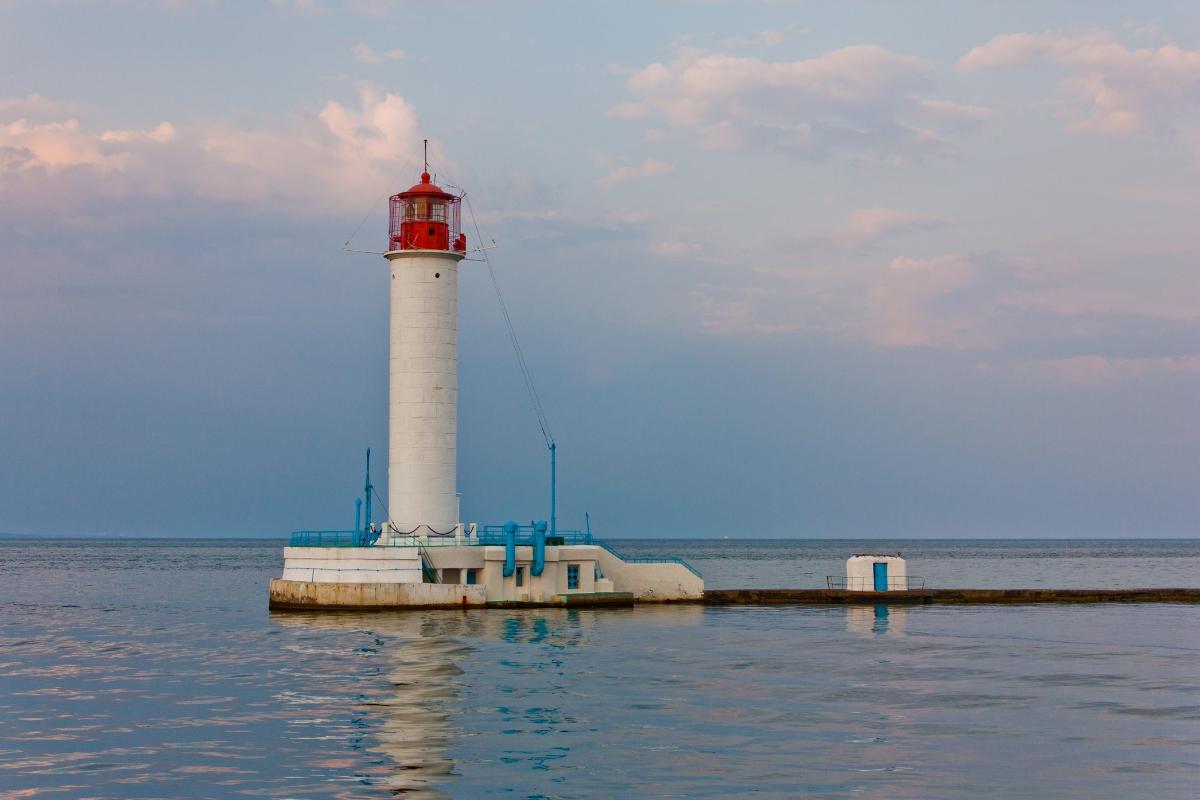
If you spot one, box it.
[549,440,557,539]
[503,520,517,577]
[532,519,547,576]
[355,498,362,532]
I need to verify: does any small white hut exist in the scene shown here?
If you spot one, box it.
[841,554,908,592]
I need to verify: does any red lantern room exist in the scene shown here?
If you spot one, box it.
[387,171,467,254]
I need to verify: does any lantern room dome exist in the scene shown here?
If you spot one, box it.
[399,171,453,197]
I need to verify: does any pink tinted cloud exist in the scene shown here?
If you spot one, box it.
[596,159,673,188]
[610,43,974,160]
[959,31,1200,136]
[0,84,429,215]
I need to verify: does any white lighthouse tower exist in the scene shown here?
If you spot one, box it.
[383,164,468,536]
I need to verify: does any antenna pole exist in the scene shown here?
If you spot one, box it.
[364,447,373,532]
[423,139,429,173]
[549,440,557,539]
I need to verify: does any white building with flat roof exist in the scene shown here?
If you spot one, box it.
[838,554,909,592]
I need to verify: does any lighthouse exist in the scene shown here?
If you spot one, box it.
[271,152,704,608]
[383,166,468,536]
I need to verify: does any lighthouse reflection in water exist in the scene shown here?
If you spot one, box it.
[272,605,909,795]
[270,609,606,797]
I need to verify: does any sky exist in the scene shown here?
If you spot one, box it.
[1,0,1198,538]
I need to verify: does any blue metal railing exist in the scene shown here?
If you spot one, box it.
[827,576,925,590]
[418,542,439,583]
[594,539,704,579]
[477,524,594,546]
[289,530,379,547]
[287,526,703,578]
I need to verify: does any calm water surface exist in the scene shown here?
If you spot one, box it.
[1,538,1198,798]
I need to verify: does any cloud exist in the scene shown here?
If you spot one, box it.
[677,226,1200,378]
[868,254,975,347]
[1005,354,1200,385]
[270,0,318,9]
[271,0,463,12]
[351,43,407,64]
[959,31,1200,136]
[690,284,802,336]
[650,239,703,258]
[832,208,945,248]
[605,101,649,120]
[0,94,79,120]
[0,117,174,171]
[100,122,177,144]
[918,99,995,128]
[611,43,979,161]
[596,158,673,188]
[720,25,808,49]
[866,250,1200,354]
[0,83,428,216]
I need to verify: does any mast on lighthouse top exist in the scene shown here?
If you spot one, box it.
[387,143,467,254]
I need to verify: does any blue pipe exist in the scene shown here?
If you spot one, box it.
[502,520,517,577]
[355,498,362,532]
[532,520,547,576]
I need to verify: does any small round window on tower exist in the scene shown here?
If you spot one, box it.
[434,272,441,278]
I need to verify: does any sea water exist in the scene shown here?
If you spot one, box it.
[1,538,1197,798]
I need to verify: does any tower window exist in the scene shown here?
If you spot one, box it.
[466,568,477,585]
[567,564,580,590]
[515,566,525,587]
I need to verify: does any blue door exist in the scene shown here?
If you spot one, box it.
[873,562,888,592]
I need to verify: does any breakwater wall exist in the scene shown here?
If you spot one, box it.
[700,588,1200,605]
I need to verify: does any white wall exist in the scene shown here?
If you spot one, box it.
[475,545,599,602]
[280,546,422,584]
[595,548,704,600]
[424,547,485,570]
[845,555,908,591]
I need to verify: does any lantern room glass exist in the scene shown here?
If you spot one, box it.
[402,199,447,223]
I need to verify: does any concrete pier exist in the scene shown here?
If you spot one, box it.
[269,580,1200,610]
[268,579,484,610]
[701,588,1200,605]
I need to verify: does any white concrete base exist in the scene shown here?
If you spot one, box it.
[274,542,704,605]
[280,546,422,584]
[269,579,485,609]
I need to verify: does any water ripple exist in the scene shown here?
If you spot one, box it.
[1,539,1198,798]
